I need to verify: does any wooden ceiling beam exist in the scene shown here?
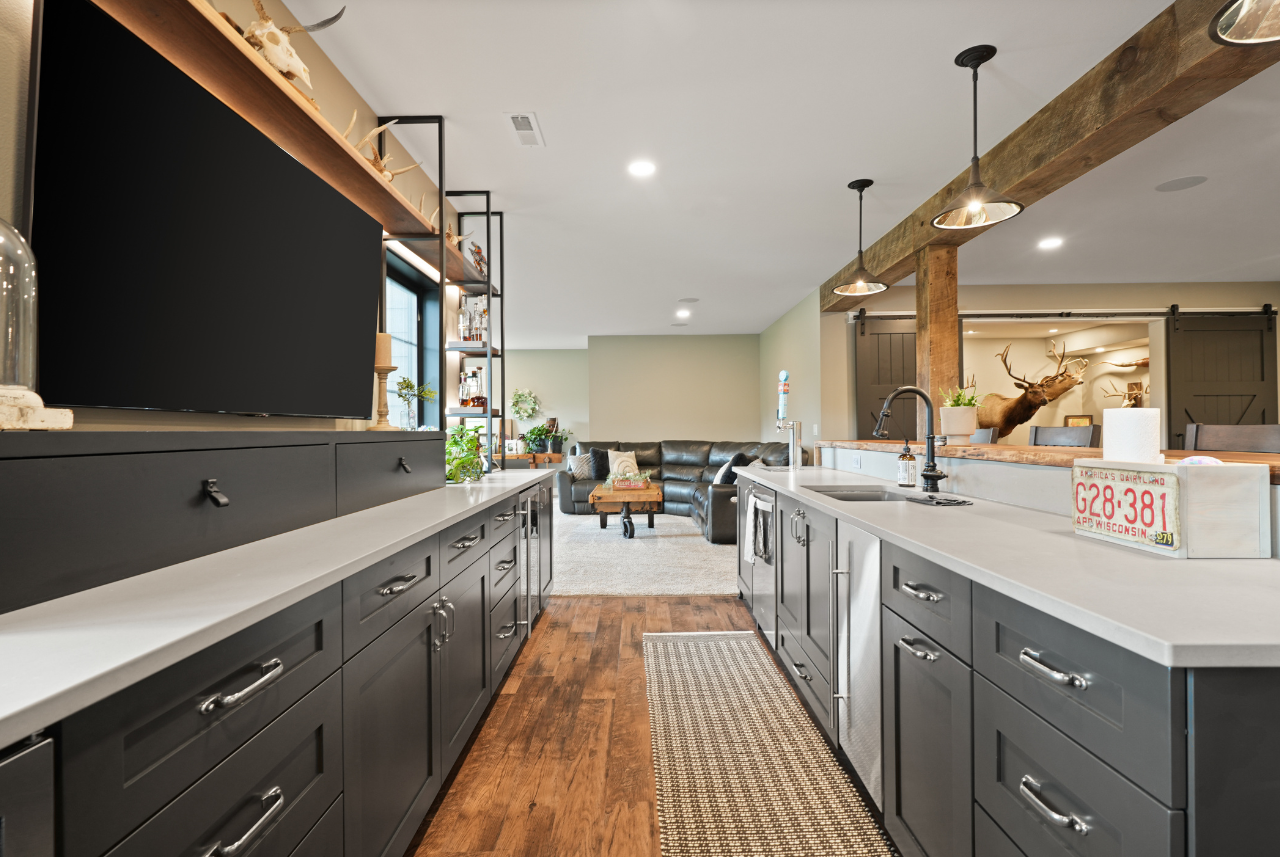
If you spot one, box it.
[821,0,1280,313]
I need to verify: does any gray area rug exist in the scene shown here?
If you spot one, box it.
[552,511,737,596]
[644,632,893,856]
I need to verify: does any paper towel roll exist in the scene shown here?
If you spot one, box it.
[1103,408,1162,463]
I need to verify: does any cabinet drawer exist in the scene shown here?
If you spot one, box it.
[0,738,54,857]
[0,444,334,615]
[489,530,519,595]
[488,497,521,543]
[343,534,440,660]
[975,676,1184,857]
[491,579,522,683]
[62,586,341,857]
[973,585,1186,807]
[882,542,972,664]
[975,804,1027,857]
[105,672,344,857]
[289,796,342,857]
[778,620,833,740]
[441,513,489,582]
[335,438,444,516]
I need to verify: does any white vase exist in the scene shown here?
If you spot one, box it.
[939,406,979,446]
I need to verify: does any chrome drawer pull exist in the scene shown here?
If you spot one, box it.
[199,659,284,714]
[399,457,412,473]
[432,603,446,650]
[450,534,480,550]
[1020,649,1089,690]
[441,596,456,641]
[497,622,517,639]
[377,574,419,596]
[494,510,516,522]
[791,662,813,682]
[896,637,940,662]
[494,559,516,572]
[200,786,285,857]
[203,479,230,508]
[1019,776,1090,836]
[900,581,943,602]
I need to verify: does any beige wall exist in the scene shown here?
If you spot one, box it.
[759,289,822,456]
[588,335,760,442]
[504,348,589,447]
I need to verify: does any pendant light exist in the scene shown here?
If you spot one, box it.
[834,179,888,296]
[932,45,1023,230]
[1210,0,1280,44]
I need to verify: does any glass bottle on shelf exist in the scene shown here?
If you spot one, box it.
[458,302,470,343]
[470,369,487,410]
[458,371,470,407]
[476,297,488,343]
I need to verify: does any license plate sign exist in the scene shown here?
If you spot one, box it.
[1071,465,1180,551]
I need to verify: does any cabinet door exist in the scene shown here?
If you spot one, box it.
[344,598,444,857]
[801,507,837,685]
[778,501,807,632]
[882,607,973,857]
[440,553,492,775]
[0,739,53,857]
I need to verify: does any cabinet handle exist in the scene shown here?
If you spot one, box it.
[441,597,456,641]
[199,786,285,857]
[497,621,517,639]
[494,560,516,572]
[432,603,446,650]
[790,510,807,545]
[1019,648,1089,690]
[399,457,412,473]
[900,581,943,603]
[1019,776,1090,836]
[791,662,813,682]
[376,574,419,596]
[203,479,230,508]
[895,637,939,662]
[449,534,480,551]
[199,659,284,714]
[494,510,516,522]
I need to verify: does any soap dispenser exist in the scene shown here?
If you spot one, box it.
[897,442,917,488]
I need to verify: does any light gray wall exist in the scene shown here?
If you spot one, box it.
[760,289,821,454]
[504,348,589,447]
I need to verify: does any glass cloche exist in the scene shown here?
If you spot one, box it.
[0,217,36,391]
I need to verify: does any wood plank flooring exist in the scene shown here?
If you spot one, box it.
[407,595,757,857]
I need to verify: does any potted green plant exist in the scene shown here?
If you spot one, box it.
[394,378,437,431]
[523,423,552,453]
[939,377,982,446]
[548,428,569,454]
[446,425,484,482]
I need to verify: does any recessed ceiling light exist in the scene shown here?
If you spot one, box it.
[628,160,656,177]
[1155,175,1208,192]
[1049,328,1059,333]
[1038,237,1064,250]
[965,330,976,334]
[671,323,687,327]
[1095,347,1105,352]
[676,309,691,318]
[678,297,700,303]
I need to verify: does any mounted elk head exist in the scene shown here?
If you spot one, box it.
[978,342,1088,438]
[242,1,345,90]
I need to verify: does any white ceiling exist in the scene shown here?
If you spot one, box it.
[291,0,1185,348]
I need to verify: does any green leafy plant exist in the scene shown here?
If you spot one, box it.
[510,389,539,422]
[548,428,570,444]
[446,425,484,482]
[523,423,552,443]
[395,377,437,407]
[605,469,653,489]
[940,375,980,408]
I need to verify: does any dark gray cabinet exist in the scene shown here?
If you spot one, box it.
[289,796,343,857]
[882,607,972,857]
[105,672,343,857]
[342,595,444,857]
[440,553,493,775]
[343,535,439,661]
[777,502,837,684]
[0,738,54,857]
[974,804,1026,857]
[778,621,834,739]
[489,530,519,596]
[882,542,972,664]
[442,512,490,582]
[335,438,446,516]
[491,580,522,684]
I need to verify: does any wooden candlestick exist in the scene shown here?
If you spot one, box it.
[367,363,399,431]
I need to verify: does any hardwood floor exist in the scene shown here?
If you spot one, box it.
[407,595,757,857]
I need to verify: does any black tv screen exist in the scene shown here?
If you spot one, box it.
[31,0,381,419]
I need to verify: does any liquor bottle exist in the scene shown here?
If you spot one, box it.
[897,443,917,488]
[459,372,470,407]
[458,303,470,342]
[469,369,487,410]
[477,297,488,343]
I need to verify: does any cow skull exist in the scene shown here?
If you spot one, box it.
[243,1,345,90]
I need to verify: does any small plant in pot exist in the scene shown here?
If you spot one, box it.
[548,428,569,454]
[939,376,982,446]
[446,425,484,482]
[523,423,552,453]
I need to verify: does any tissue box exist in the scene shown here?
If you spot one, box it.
[1071,459,1271,559]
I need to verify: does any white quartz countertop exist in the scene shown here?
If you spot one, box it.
[0,471,550,749]
[736,466,1280,669]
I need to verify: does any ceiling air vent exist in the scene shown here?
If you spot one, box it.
[506,113,545,147]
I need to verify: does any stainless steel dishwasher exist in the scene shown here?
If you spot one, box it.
[742,483,777,647]
[836,522,883,811]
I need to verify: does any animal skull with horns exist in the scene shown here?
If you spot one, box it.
[242,1,345,89]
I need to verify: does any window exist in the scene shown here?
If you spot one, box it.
[385,250,441,428]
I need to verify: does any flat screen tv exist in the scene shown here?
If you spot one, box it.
[30,0,382,419]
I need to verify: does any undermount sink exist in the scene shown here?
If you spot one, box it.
[805,486,906,502]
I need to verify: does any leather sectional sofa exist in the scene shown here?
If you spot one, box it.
[554,440,807,544]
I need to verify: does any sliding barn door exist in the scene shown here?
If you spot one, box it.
[855,319,917,441]
[1166,316,1278,448]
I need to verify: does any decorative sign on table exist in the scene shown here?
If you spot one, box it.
[1071,459,1271,559]
[609,477,651,490]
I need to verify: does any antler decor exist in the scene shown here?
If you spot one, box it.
[343,112,422,182]
[1103,380,1149,408]
[978,341,1089,438]
[241,1,345,90]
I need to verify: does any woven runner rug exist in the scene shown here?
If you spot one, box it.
[644,631,893,856]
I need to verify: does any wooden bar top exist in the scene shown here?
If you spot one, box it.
[817,440,1280,485]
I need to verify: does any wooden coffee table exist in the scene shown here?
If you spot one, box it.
[588,483,663,539]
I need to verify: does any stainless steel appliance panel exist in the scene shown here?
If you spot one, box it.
[746,485,777,647]
[837,521,883,811]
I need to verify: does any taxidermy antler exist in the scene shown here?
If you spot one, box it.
[1098,357,1150,369]
[977,341,1089,438]
[342,113,421,182]
[242,1,345,89]
[1103,381,1149,408]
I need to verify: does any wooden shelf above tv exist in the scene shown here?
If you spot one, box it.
[89,0,440,238]
[385,236,489,286]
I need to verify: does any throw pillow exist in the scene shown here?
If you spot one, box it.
[568,454,592,480]
[747,457,766,469]
[608,449,639,476]
[714,452,750,485]
[589,447,611,480]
